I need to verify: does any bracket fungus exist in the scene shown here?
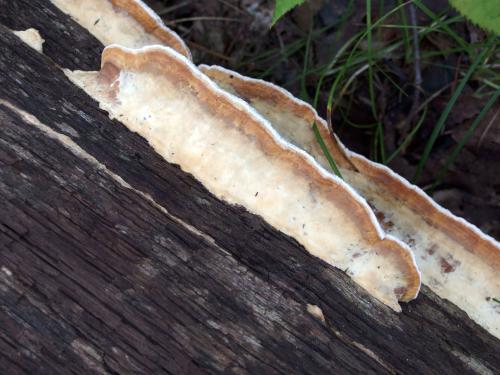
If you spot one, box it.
[65,45,421,311]
[50,0,190,58]
[45,0,498,337]
[200,65,500,339]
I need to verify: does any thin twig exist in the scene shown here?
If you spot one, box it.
[215,0,248,15]
[157,0,192,16]
[477,105,500,148]
[186,40,233,62]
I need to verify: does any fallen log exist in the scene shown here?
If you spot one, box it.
[0,1,498,374]
[200,64,500,339]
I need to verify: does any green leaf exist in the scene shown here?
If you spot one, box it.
[272,0,306,25]
[449,0,500,35]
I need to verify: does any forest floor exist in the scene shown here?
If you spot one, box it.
[146,0,500,240]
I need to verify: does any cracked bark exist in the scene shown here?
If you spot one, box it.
[0,1,498,374]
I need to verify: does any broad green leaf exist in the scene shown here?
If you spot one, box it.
[449,0,500,35]
[272,0,306,25]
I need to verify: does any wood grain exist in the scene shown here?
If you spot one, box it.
[0,2,498,373]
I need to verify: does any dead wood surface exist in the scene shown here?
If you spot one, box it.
[0,1,499,374]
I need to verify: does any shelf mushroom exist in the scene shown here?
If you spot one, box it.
[200,64,500,339]
[50,0,191,58]
[65,45,421,311]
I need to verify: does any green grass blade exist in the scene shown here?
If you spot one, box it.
[300,25,313,101]
[313,122,343,178]
[324,0,413,118]
[257,41,306,78]
[378,120,386,163]
[366,0,386,162]
[386,105,428,164]
[366,0,377,119]
[412,0,469,50]
[309,1,412,171]
[428,89,500,191]
[412,37,496,183]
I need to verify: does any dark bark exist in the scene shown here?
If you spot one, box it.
[0,0,102,70]
[0,1,498,374]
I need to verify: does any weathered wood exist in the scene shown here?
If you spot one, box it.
[0,0,102,70]
[0,1,499,374]
[1,103,381,374]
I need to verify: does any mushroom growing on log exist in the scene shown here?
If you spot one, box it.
[50,0,191,58]
[0,1,499,373]
[200,65,500,339]
[65,45,420,310]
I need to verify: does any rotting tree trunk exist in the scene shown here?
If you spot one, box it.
[0,1,498,374]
